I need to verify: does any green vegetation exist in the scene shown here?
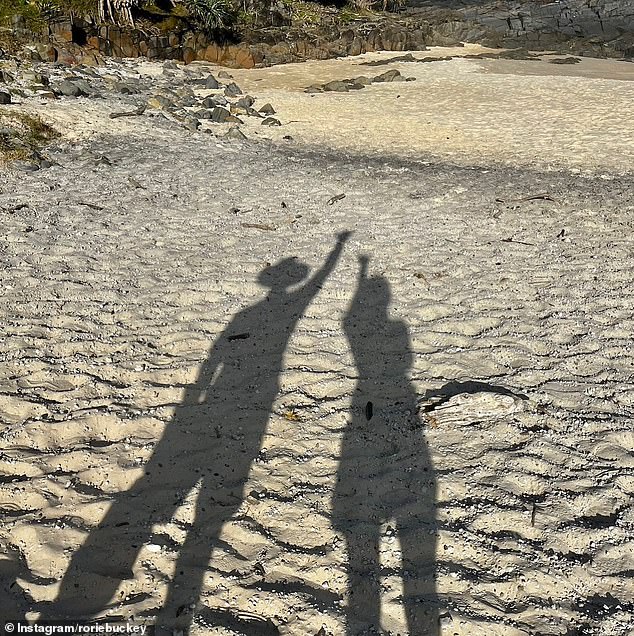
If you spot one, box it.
[182,0,235,31]
[0,0,44,28]
[281,0,324,26]
[0,111,59,163]
[0,0,400,32]
[0,0,98,27]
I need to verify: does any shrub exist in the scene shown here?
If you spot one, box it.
[182,0,235,31]
[0,112,59,163]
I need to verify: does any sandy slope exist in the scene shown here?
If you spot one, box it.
[1,51,634,636]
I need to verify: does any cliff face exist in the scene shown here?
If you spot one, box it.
[4,0,634,67]
[406,0,634,54]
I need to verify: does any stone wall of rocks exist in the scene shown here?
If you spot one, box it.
[8,14,434,68]
[5,0,633,69]
[408,0,634,58]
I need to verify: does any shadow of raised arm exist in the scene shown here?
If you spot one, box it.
[295,231,351,301]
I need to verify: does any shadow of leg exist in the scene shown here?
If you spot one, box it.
[343,526,381,635]
[46,475,188,618]
[157,484,235,632]
[399,521,438,636]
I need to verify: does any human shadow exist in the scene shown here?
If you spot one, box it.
[333,256,438,635]
[42,233,350,631]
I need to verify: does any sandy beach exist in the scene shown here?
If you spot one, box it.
[1,47,634,636]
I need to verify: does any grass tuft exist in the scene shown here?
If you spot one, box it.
[0,111,60,163]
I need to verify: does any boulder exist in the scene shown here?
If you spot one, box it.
[224,82,243,97]
[259,103,276,115]
[236,95,255,109]
[210,106,231,122]
[226,126,247,140]
[323,80,349,92]
[56,80,85,97]
[205,74,220,89]
[373,69,404,83]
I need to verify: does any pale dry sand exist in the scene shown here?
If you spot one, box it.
[223,46,634,174]
[1,50,634,636]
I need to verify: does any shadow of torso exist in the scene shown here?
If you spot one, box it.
[45,239,349,630]
[333,270,438,636]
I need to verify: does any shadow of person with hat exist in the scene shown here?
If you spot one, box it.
[333,255,438,635]
[43,232,350,632]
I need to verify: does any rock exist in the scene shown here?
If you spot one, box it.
[217,70,232,79]
[262,117,281,126]
[247,107,264,118]
[498,48,537,61]
[323,80,349,92]
[353,76,373,85]
[33,43,57,62]
[80,51,104,66]
[304,85,323,93]
[549,56,581,64]
[183,47,196,65]
[13,161,40,172]
[147,95,175,110]
[224,82,243,97]
[56,48,78,66]
[226,126,247,140]
[56,81,85,97]
[259,103,276,115]
[184,117,200,131]
[236,95,255,109]
[22,71,50,87]
[210,106,234,123]
[405,77,417,82]
[205,74,220,89]
[0,91,11,104]
[230,103,249,115]
[73,79,94,95]
[113,81,138,94]
[373,69,404,82]
[202,96,218,108]
[175,86,195,98]
[196,109,213,119]
[213,95,228,106]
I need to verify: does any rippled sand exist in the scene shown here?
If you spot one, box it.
[2,48,634,636]
[223,45,634,174]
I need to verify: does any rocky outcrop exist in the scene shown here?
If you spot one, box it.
[6,13,437,68]
[3,0,633,68]
[407,0,634,58]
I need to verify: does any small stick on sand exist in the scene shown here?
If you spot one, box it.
[241,222,277,231]
[327,193,346,205]
[496,193,559,204]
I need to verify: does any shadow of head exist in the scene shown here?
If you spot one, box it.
[257,257,310,290]
[364,275,390,307]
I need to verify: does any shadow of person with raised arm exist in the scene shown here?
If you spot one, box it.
[333,255,438,636]
[42,232,350,632]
